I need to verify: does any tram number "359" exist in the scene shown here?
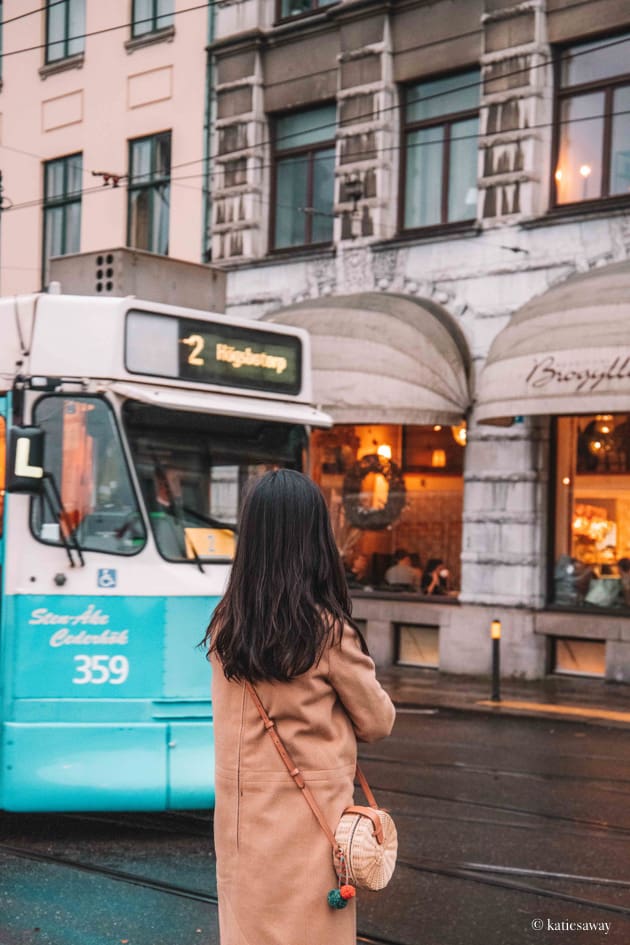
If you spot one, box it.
[72,654,129,685]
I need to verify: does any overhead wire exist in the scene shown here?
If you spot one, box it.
[0,1,223,59]
[1,20,627,187]
[0,16,628,251]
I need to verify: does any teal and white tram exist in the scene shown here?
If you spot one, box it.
[0,291,328,811]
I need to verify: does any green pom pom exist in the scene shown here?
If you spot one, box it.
[327,889,348,909]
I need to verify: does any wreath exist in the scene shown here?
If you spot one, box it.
[342,454,406,531]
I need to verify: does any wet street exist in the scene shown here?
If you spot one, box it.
[1,707,629,945]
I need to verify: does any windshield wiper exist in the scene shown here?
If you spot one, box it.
[182,504,237,533]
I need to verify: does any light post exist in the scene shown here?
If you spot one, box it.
[490,619,502,702]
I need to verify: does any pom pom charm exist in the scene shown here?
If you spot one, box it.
[327,889,348,910]
[340,884,356,900]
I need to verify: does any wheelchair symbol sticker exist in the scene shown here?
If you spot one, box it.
[97,568,117,589]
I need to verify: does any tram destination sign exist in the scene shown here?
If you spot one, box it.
[125,310,302,395]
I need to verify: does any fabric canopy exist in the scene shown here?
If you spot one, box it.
[262,292,471,424]
[476,260,630,424]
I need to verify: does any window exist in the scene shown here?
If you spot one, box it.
[277,0,337,19]
[32,397,146,556]
[127,132,171,256]
[123,402,306,562]
[311,423,464,596]
[45,0,85,63]
[552,414,630,612]
[42,154,82,284]
[272,105,336,250]
[403,70,480,230]
[132,0,174,38]
[554,33,630,205]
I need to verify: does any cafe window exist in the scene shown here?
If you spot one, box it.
[45,0,85,63]
[554,33,630,205]
[552,414,630,611]
[272,105,336,250]
[127,132,171,256]
[311,423,465,596]
[402,70,480,231]
[132,0,174,38]
[277,0,337,18]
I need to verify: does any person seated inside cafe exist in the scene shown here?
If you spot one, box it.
[618,558,630,607]
[384,549,422,590]
[421,558,450,595]
[345,552,370,589]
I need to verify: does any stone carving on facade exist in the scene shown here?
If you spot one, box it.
[306,257,337,299]
[336,244,375,294]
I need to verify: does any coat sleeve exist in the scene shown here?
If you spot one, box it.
[327,625,396,743]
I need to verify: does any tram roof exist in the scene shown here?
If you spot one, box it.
[0,293,330,425]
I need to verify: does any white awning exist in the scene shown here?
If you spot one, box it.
[262,292,471,424]
[476,261,630,424]
[110,382,332,427]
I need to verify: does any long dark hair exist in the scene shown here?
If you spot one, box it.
[202,468,365,682]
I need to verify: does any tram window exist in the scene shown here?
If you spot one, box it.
[31,397,146,555]
[122,402,306,562]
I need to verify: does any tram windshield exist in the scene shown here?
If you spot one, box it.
[122,401,306,562]
[32,396,147,555]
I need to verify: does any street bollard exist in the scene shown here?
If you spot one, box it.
[490,619,501,702]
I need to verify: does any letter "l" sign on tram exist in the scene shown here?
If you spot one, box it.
[6,427,45,494]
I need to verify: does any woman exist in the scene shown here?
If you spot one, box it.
[421,558,449,595]
[203,469,395,945]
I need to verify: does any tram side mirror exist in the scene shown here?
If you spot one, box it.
[6,426,46,494]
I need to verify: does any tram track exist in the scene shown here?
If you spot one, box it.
[2,837,629,928]
[361,782,630,836]
[359,752,630,791]
[0,841,404,945]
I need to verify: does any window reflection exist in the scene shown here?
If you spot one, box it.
[555,33,630,205]
[553,414,630,610]
[403,70,480,229]
[555,94,604,203]
[123,403,305,562]
[611,86,630,195]
[32,397,146,556]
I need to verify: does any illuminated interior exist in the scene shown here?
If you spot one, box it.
[554,413,630,610]
[311,423,464,595]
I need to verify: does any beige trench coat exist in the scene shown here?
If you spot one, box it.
[211,625,396,945]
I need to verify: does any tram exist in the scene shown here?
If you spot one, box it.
[0,278,329,811]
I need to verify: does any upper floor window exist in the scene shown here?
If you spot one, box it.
[127,132,171,256]
[277,0,337,19]
[402,70,480,231]
[132,0,174,38]
[272,105,336,251]
[46,0,85,63]
[43,154,82,284]
[554,33,630,205]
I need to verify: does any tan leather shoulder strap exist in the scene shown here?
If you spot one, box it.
[244,680,338,852]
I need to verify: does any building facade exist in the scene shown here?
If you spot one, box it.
[209,0,630,682]
[2,0,630,681]
[0,0,211,295]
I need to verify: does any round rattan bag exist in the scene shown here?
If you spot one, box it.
[334,806,398,891]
